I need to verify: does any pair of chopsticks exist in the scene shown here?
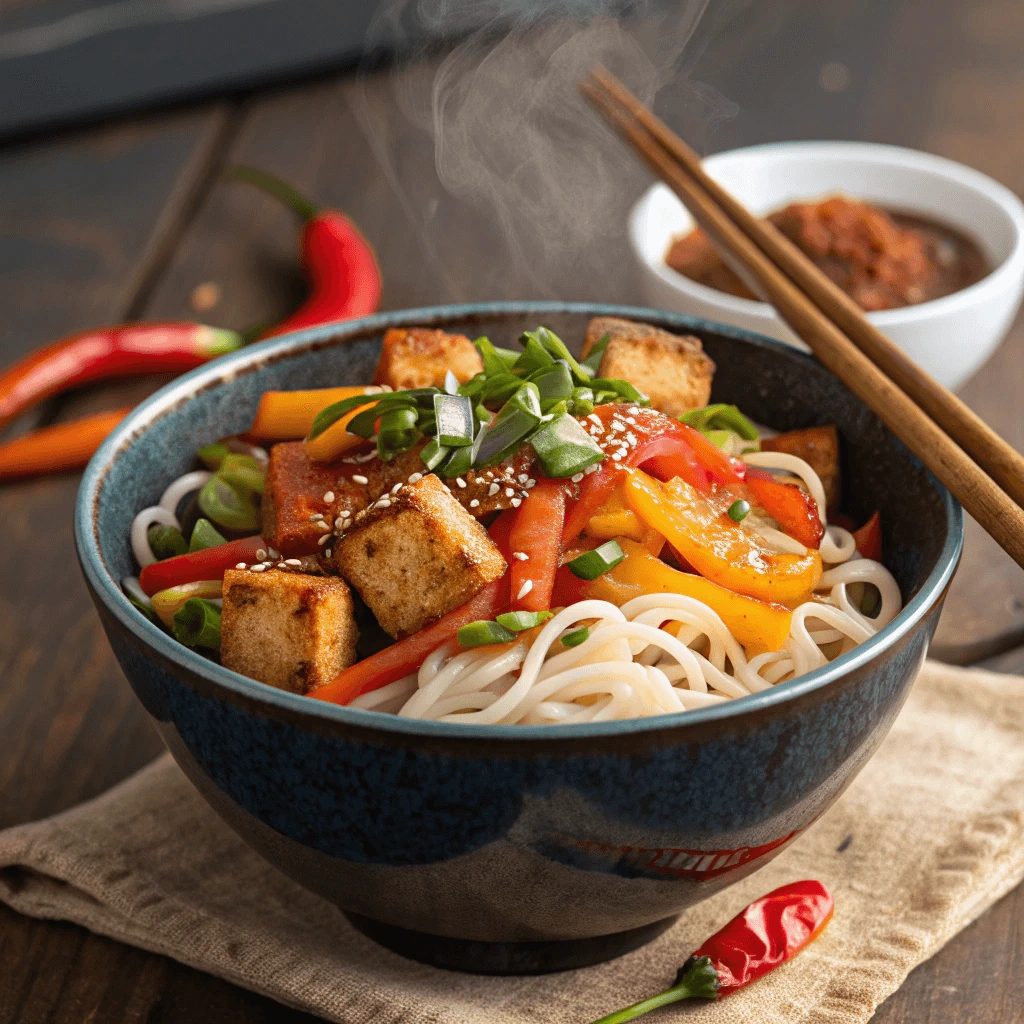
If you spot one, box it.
[581,66,1024,571]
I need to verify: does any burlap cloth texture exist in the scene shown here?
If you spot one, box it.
[1,659,1022,1024]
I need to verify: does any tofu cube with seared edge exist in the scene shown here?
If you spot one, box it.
[220,569,358,694]
[373,327,483,390]
[334,474,507,638]
[581,316,715,418]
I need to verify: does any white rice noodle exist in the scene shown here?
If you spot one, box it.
[159,470,212,517]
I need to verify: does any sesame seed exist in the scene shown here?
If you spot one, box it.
[571,472,584,483]
[511,497,522,507]
[334,517,346,529]
[391,482,403,494]
[626,432,637,445]
[628,407,640,415]
[525,478,536,489]
[513,551,529,561]
[455,477,467,488]
[278,562,287,569]
[518,473,529,484]
[377,498,391,508]
[235,562,247,569]
[355,451,376,463]
[408,472,423,484]
[268,548,280,559]
[285,558,302,566]
[505,487,515,498]
[323,491,335,503]
[352,474,368,485]
[324,549,332,559]
[311,513,325,521]
[488,483,500,497]
[517,579,534,599]
[318,534,330,546]
[320,521,333,532]
[584,463,599,474]
[587,413,602,426]
[626,417,637,425]
[250,564,267,572]
[469,499,480,508]
[612,451,624,461]
[256,548,267,560]
[262,560,272,567]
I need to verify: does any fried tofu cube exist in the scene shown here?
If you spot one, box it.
[373,327,484,391]
[220,569,358,694]
[334,474,507,638]
[761,425,842,511]
[581,316,715,418]
[262,442,370,556]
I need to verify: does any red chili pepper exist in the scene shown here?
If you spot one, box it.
[0,407,130,481]
[0,323,240,433]
[508,477,566,611]
[589,880,834,1022]
[852,510,882,561]
[226,167,382,339]
[745,470,825,549]
[309,577,509,706]
[139,536,266,597]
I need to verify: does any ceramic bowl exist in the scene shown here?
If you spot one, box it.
[629,141,1024,390]
[76,302,962,975]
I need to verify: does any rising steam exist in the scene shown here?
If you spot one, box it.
[354,1,744,301]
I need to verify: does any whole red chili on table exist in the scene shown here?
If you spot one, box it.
[225,166,383,338]
[588,880,834,1022]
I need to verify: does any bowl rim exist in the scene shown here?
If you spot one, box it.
[75,300,964,742]
[629,139,1024,328]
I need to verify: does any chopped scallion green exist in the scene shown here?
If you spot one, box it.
[474,336,520,376]
[148,524,188,560]
[172,598,222,649]
[514,334,555,374]
[581,332,610,375]
[529,361,574,407]
[433,393,475,447]
[496,610,553,632]
[457,620,516,647]
[189,518,227,552]
[218,453,265,494]
[728,499,751,523]
[588,377,649,405]
[560,626,590,648]
[529,413,604,478]
[420,437,450,471]
[681,403,760,442]
[378,406,421,460]
[444,370,461,395]
[309,393,382,439]
[198,476,261,532]
[567,540,625,580]
[471,383,542,468]
[196,442,230,471]
[439,444,474,479]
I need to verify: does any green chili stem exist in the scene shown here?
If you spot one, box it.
[587,957,719,1023]
[225,166,319,221]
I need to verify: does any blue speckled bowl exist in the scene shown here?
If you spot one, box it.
[75,303,962,974]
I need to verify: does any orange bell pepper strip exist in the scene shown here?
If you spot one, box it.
[585,485,665,555]
[852,510,882,561]
[508,477,566,611]
[624,470,822,605]
[248,386,385,441]
[0,406,130,482]
[309,577,509,706]
[582,538,792,652]
[303,400,378,462]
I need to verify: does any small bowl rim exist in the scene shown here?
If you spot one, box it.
[629,139,1024,328]
[75,300,963,742]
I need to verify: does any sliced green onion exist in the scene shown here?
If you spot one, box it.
[728,499,751,522]
[196,442,230,470]
[529,361,574,407]
[567,540,625,580]
[681,403,760,441]
[527,326,593,384]
[378,406,421,460]
[444,370,461,395]
[148,524,188,560]
[457,620,516,647]
[529,413,605,478]
[172,598,222,649]
[560,626,590,648]
[439,444,474,479]
[514,334,555,374]
[189,517,227,552]
[433,393,475,447]
[309,393,383,439]
[346,398,407,439]
[218,453,265,494]
[496,610,553,632]
[472,383,542,468]
[126,591,156,622]
[581,332,610,374]
[474,336,520,376]
[198,476,261,532]
[588,377,649,405]
[420,437,450,471]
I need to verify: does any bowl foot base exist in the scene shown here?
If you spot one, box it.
[344,911,678,975]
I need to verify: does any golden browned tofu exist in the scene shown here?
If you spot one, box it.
[220,569,359,693]
[581,317,715,418]
[373,328,483,390]
[334,474,507,638]
[761,425,842,511]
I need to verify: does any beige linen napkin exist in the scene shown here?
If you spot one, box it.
[1,660,1022,1024]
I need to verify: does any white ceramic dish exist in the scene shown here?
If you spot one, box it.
[629,141,1024,390]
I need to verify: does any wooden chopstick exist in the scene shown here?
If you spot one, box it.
[589,66,1024,512]
[580,70,1024,572]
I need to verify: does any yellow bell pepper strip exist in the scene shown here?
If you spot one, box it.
[585,539,792,652]
[150,579,223,627]
[247,386,385,441]
[624,470,822,605]
[586,486,665,555]
[303,400,378,462]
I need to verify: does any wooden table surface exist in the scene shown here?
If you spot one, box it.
[2,1,1023,1021]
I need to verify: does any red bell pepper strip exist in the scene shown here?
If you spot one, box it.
[309,577,509,706]
[746,469,825,549]
[0,324,241,432]
[0,407,130,482]
[589,880,834,1022]
[852,510,882,561]
[226,167,382,338]
[139,536,266,596]
[508,477,566,611]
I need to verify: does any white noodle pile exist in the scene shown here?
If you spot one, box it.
[353,451,902,724]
